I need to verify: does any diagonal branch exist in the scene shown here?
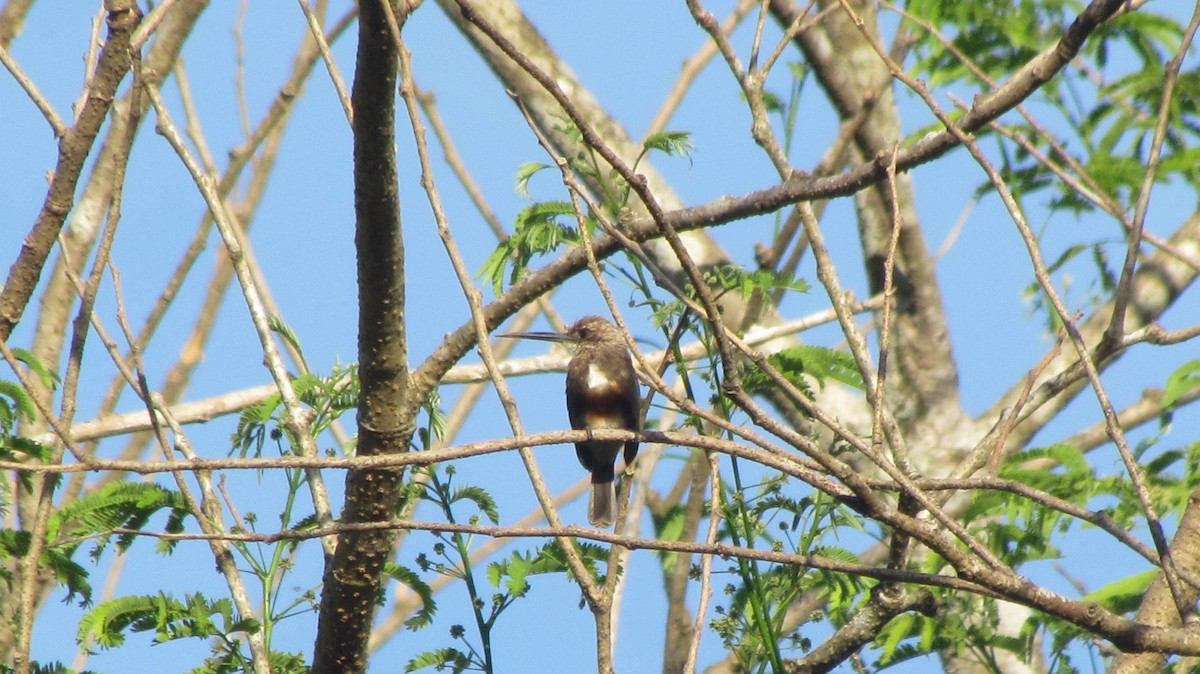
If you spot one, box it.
[0,0,141,341]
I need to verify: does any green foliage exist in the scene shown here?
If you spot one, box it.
[406,465,615,673]
[486,539,608,594]
[651,503,688,573]
[12,347,57,391]
[965,445,1092,564]
[414,388,448,452]
[906,0,1071,87]
[1134,439,1200,515]
[234,363,359,459]
[1083,569,1157,615]
[0,528,32,593]
[1163,360,1200,410]
[0,663,99,674]
[871,609,952,670]
[905,0,1200,218]
[639,130,695,167]
[485,126,698,297]
[0,432,52,497]
[417,465,499,527]
[77,585,312,673]
[0,349,56,479]
[406,647,472,673]
[410,464,504,672]
[741,345,865,401]
[478,201,581,295]
[1021,241,1117,332]
[712,470,866,673]
[530,538,613,585]
[384,562,438,630]
[761,61,809,159]
[0,433,51,465]
[873,590,1048,672]
[948,438,1200,668]
[267,314,307,373]
[514,161,549,198]
[78,592,259,650]
[0,482,189,608]
[195,362,369,672]
[1080,11,1200,198]
[0,379,37,432]
[49,481,190,559]
[703,263,809,305]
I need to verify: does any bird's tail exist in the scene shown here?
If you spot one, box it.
[588,480,616,528]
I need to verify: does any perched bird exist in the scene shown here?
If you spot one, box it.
[501,316,641,527]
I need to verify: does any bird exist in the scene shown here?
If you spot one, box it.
[500,316,641,527]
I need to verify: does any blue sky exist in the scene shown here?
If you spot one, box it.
[4,1,1199,672]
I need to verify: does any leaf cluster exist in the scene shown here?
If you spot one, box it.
[740,344,866,401]
[234,363,358,459]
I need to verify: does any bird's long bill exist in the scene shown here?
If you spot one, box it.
[498,330,572,343]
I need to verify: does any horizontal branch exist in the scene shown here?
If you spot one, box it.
[14,426,1173,580]
[36,297,882,446]
[9,429,817,478]
[87,514,1200,654]
[102,518,991,597]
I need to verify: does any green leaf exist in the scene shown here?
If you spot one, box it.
[234,391,283,458]
[487,541,600,596]
[515,162,550,198]
[450,485,499,525]
[268,315,304,362]
[876,613,917,662]
[78,592,256,650]
[652,505,686,573]
[488,551,532,597]
[742,345,865,399]
[702,264,810,304]
[759,89,785,115]
[1163,360,1200,409]
[0,434,52,466]
[419,388,447,449]
[0,380,37,427]
[49,481,190,558]
[476,201,581,295]
[478,244,517,297]
[643,130,695,159]
[406,648,472,673]
[384,562,437,630]
[1004,443,1091,479]
[1083,570,1157,613]
[791,345,864,392]
[11,348,58,391]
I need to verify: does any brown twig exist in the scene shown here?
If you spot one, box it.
[145,82,334,560]
[0,0,140,342]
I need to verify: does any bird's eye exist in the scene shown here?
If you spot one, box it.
[578,327,590,338]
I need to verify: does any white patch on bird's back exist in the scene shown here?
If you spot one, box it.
[587,363,612,391]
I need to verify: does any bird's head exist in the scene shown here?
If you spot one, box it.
[499,315,624,347]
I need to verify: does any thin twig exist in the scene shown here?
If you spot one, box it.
[643,0,757,140]
[683,450,722,673]
[0,44,66,136]
[145,83,335,558]
[1106,1,1200,343]
[296,0,353,125]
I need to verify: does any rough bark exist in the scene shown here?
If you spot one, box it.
[311,2,410,672]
